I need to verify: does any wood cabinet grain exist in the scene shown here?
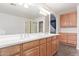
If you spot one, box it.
[59,33,77,47]
[60,12,77,27]
[52,39,57,55]
[60,14,68,27]
[67,33,77,46]
[14,53,21,56]
[39,44,47,56]
[0,36,58,56]
[39,38,46,44]
[68,12,77,27]
[59,33,68,44]
[23,40,39,51]
[47,37,51,42]
[0,45,21,56]
[47,42,52,56]
[23,47,39,56]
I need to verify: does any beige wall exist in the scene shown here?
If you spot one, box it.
[45,15,49,33]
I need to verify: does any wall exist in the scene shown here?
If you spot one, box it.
[25,20,30,33]
[45,15,49,33]
[77,5,79,49]
[60,28,77,33]
[0,13,26,35]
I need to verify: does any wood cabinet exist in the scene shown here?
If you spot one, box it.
[23,47,39,56]
[51,36,58,55]
[0,45,21,56]
[60,14,68,27]
[39,39,46,44]
[39,44,47,56]
[68,12,77,27]
[60,12,77,27]
[46,37,52,56]
[47,42,52,56]
[52,39,57,55]
[0,36,59,56]
[52,37,58,55]
[59,33,77,47]
[23,40,39,51]
[67,33,77,46]
[59,33,68,44]
[39,39,47,56]
[47,37,51,42]
[14,53,21,56]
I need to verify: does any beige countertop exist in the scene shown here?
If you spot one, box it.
[0,33,59,48]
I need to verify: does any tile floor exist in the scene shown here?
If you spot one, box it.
[55,43,79,56]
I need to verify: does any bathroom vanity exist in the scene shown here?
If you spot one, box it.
[0,34,59,56]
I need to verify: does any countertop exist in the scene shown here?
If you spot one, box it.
[0,33,59,48]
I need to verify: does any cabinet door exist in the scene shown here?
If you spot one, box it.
[40,44,46,56]
[60,33,68,44]
[67,33,77,46]
[23,47,39,56]
[60,15,68,27]
[68,12,77,27]
[47,42,52,56]
[60,12,77,27]
[52,40,57,55]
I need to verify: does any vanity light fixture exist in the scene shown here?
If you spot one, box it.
[40,11,47,16]
[39,7,50,16]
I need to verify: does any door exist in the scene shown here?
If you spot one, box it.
[31,21,37,33]
[39,21,43,32]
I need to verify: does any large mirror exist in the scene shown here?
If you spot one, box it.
[0,3,50,35]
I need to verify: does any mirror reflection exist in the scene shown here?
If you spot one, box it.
[0,3,56,35]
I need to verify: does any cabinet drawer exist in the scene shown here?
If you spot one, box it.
[0,45,21,56]
[47,37,51,43]
[23,40,39,51]
[39,38,46,44]
[23,47,39,56]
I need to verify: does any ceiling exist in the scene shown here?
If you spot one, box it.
[0,3,78,19]
[41,3,77,14]
[0,3,41,19]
